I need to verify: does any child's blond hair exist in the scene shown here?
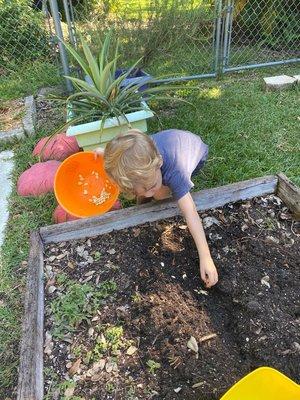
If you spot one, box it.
[104,129,161,195]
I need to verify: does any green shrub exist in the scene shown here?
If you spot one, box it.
[0,0,51,68]
[71,0,215,72]
[235,0,300,49]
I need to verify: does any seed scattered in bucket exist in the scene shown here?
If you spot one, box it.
[89,189,110,205]
[83,190,88,195]
[78,181,83,185]
[83,182,88,186]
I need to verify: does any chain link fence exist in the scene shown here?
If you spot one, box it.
[0,0,57,76]
[222,0,300,72]
[68,0,218,80]
[0,0,299,82]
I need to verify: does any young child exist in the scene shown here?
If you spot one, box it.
[102,128,218,288]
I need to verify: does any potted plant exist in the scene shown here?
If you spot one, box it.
[85,68,152,92]
[51,31,193,151]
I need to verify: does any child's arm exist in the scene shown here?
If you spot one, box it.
[177,192,218,288]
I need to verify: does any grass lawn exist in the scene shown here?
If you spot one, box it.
[0,63,299,397]
[0,61,61,101]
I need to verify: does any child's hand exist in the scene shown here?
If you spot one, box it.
[200,256,218,288]
[93,147,104,159]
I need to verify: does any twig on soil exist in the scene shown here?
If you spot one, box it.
[239,230,263,242]
[152,335,159,346]
[291,221,299,237]
[7,283,22,293]
[245,209,262,229]
[168,354,182,369]
[199,333,217,343]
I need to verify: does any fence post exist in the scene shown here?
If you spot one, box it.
[222,0,234,73]
[214,0,223,78]
[62,0,77,47]
[225,0,234,69]
[49,0,73,92]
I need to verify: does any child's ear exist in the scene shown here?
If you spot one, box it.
[158,155,163,167]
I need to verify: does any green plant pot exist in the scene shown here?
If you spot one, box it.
[66,102,154,151]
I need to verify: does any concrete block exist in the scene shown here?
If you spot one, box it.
[293,75,300,83]
[0,150,14,247]
[263,75,297,91]
[0,126,25,143]
[37,85,66,98]
[0,95,37,143]
[23,95,36,136]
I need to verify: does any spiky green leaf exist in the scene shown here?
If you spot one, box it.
[80,36,102,91]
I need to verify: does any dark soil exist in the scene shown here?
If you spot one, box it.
[36,87,66,133]
[44,195,300,400]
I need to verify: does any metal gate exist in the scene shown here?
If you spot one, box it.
[221,0,300,73]
[48,0,300,87]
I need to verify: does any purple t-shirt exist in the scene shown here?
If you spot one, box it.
[151,129,208,200]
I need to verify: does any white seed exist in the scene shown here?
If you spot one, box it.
[89,188,111,205]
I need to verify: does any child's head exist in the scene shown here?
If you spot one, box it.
[104,129,162,198]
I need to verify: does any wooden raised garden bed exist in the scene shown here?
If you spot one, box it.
[17,174,300,400]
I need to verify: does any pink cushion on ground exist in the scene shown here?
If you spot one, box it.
[53,205,80,223]
[110,199,122,211]
[53,200,122,223]
[17,160,61,196]
[33,133,80,161]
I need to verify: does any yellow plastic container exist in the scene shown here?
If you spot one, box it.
[220,367,300,400]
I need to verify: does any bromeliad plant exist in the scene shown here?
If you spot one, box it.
[50,30,194,140]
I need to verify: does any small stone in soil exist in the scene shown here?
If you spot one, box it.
[292,342,300,353]
[174,387,182,393]
[48,285,56,294]
[265,235,280,245]
[187,336,199,354]
[192,382,205,388]
[261,275,271,289]
[127,346,138,355]
[202,216,220,229]
[246,300,261,314]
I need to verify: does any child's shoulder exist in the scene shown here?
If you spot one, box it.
[151,129,203,150]
[151,129,196,146]
[151,129,191,140]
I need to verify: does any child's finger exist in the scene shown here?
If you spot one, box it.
[205,278,212,288]
[93,147,104,159]
[200,268,206,283]
[207,271,218,287]
[206,271,218,288]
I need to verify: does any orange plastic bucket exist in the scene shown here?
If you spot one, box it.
[54,152,119,218]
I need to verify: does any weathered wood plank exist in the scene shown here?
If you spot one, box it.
[17,231,44,400]
[277,173,300,218]
[40,175,277,244]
